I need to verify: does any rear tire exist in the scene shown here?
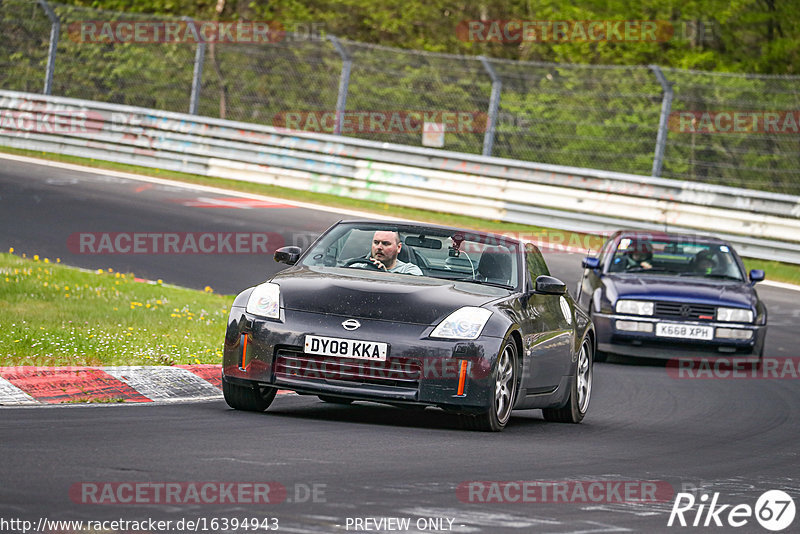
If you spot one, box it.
[460,338,518,432]
[223,379,276,412]
[543,336,593,423]
[318,395,354,405]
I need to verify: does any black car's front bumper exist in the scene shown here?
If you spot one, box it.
[222,306,505,411]
[593,312,766,360]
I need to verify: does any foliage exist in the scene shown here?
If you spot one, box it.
[1,0,799,194]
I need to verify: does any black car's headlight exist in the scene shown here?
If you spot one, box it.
[716,307,753,323]
[430,307,493,340]
[246,282,281,319]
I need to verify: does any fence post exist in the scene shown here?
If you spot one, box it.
[327,35,352,135]
[183,17,205,115]
[37,0,59,95]
[479,56,501,157]
[649,65,674,178]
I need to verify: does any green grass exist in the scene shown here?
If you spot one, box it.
[742,258,800,286]
[0,252,233,367]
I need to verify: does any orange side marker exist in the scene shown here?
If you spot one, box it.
[240,334,248,369]
[457,360,468,396]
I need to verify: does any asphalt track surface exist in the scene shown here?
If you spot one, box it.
[1,156,799,533]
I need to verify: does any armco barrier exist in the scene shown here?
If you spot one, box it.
[1,89,799,264]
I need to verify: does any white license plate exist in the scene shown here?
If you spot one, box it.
[304,335,388,361]
[655,323,714,340]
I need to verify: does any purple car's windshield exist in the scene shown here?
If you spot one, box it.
[606,237,745,281]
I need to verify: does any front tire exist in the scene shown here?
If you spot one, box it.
[460,338,518,432]
[543,336,593,423]
[223,379,276,412]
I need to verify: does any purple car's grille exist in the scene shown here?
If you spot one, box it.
[654,302,716,320]
[274,350,421,390]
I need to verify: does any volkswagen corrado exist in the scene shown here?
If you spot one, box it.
[577,231,767,363]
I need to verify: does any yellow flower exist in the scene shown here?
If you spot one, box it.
[157,279,163,285]
[43,258,50,263]
[56,258,61,263]
[204,286,214,293]
[108,268,113,272]
[33,255,39,261]
[156,300,163,305]
[8,247,13,253]
[96,269,103,274]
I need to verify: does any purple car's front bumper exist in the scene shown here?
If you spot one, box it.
[592,312,767,361]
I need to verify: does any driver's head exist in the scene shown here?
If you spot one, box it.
[626,240,653,263]
[695,249,717,271]
[372,230,402,268]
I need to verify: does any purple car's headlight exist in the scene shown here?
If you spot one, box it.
[616,300,654,316]
[430,307,493,340]
[246,283,281,319]
[716,307,753,323]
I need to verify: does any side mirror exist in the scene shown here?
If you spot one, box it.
[749,269,765,285]
[274,246,302,265]
[582,257,600,270]
[535,275,567,295]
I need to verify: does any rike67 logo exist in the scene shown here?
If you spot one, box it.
[668,490,795,531]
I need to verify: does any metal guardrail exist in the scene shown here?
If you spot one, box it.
[1,89,799,264]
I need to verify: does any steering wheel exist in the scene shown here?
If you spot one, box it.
[343,257,383,270]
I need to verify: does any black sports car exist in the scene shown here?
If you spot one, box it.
[577,231,767,363]
[222,220,595,431]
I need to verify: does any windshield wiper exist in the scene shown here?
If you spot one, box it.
[678,272,742,281]
[624,268,672,273]
[452,277,513,289]
[703,274,743,281]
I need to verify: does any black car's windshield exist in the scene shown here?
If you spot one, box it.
[606,236,745,281]
[301,223,521,289]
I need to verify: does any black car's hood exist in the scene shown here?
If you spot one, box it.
[271,266,509,324]
[604,274,757,309]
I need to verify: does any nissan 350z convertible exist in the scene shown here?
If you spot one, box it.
[222,220,595,431]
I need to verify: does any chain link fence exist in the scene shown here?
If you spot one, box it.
[2,0,799,195]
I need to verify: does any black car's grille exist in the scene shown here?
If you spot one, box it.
[274,350,421,390]
[654,302,716,320]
